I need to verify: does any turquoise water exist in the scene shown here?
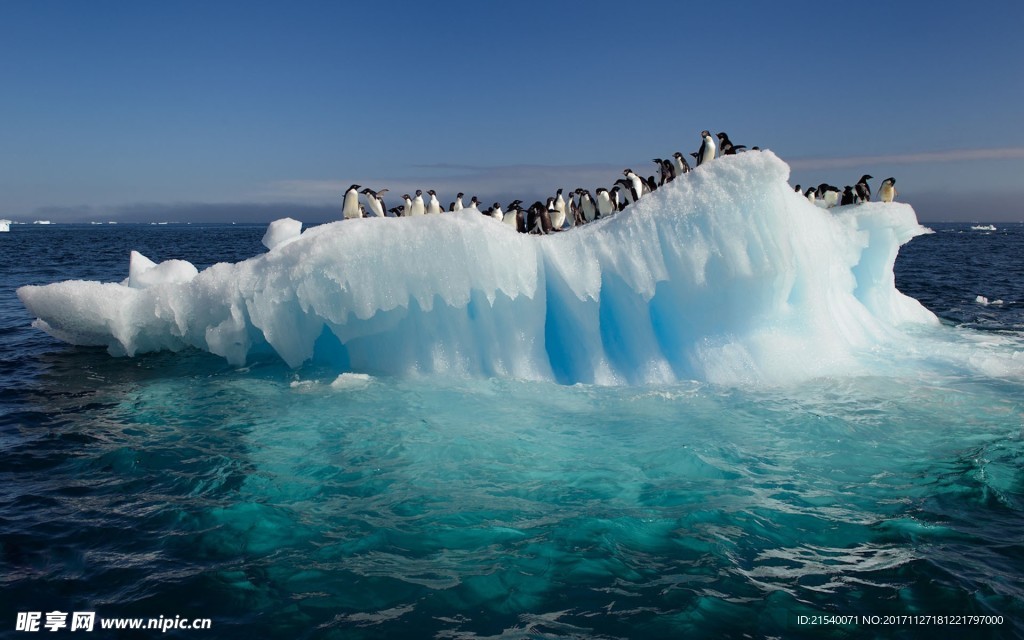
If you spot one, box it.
[2,224,1024,638]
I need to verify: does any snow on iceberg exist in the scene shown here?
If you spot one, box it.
[18,151,940,385]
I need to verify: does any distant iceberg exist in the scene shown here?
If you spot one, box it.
[971,224,997,231]
[18,151,941,385]
[0,219,10,232]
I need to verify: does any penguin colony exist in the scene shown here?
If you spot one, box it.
[341,131,897,232]
[793,175,898,208]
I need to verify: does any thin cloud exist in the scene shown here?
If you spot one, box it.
[789,147,1024,170]
[261,163,628,206]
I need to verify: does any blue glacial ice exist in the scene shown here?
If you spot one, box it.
[18,151,950,385]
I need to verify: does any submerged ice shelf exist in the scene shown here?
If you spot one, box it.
[18,151,943,385]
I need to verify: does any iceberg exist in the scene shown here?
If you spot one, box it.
[0,219,11,232]
[17,151,941,385]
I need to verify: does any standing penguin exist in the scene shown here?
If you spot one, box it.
[624,169,644,202]
[804,187,817,204]
[840,186,856,206]
[696,130,717,167]
[577,189,597,223]
[672,152,691,176]
[342,184,362,219]
[360,188,388,217]
[401,194,414,217]
[595,188,615,218]
[877,177,897,203]
[567,189,581,227]
[553,188,566,228]
[409,190,426,216]
[426,190,443,214]
[854,175,873,203]
[452,192,465,212]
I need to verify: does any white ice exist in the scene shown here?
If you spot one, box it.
[22,150,1015,386]
[0,219,11,232]
[261,217,303,251]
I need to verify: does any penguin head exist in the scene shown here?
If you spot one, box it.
[348,184,361,192]
[457,192,465,198]
[859,175,873,183]
[700,130,711,138]
[428,189,436,196]
[415,189,423,197]
[885,177,896,185]
[402,194,411,200]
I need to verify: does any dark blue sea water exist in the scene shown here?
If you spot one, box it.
[2,222,1023,639]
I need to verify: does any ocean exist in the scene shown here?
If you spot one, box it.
[2,221,1023,639]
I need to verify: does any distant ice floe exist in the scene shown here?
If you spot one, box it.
[975,296,1004,306]
[0,219,11,232]
[971,224,997,231]
[24,150,1003,387]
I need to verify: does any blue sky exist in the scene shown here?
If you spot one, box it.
[2,0,1022,222]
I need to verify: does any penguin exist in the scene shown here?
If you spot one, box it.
[645,176,658,193]
[410,190,426,215]
[624,169,644,202]
[504,200,523,224]
[610,185,622,212]
[553,188,566,228]
[567,189,582,227]
[595,188,615,218]
[855,175,873,203]
[526,201,554,234]
[452,192,465,212]
[342,184,362,219]
[388,206,403,217]
[653,158,668,185]
[613,178,634,206]
[672,152,691,176]
[502,203,522,227]
[840,186,855,206]
[696,130,716,167]
[716,132,746,155]
[794,184,802,193]
[804,187,816,204]
[546,197,563,231]
[577,189,597,223]
[877,177,896,203]
[360,188,388,218]
[656,158,674,185]
[401,193,414,217]
[426,189,443,214]
[468,196,481,211]
[818,184,841,209]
